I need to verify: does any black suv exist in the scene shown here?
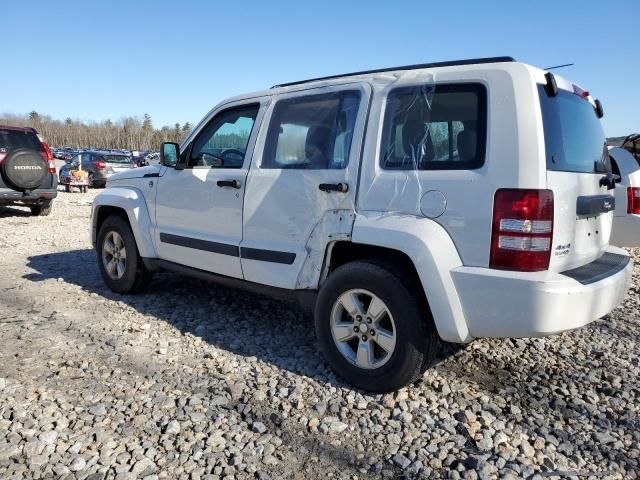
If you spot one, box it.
[0,125,57,216]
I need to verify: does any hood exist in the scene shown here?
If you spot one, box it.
[107,164,162,183]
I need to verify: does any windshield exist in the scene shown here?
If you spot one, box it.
[96,155,131,164]
[538,86,607,173]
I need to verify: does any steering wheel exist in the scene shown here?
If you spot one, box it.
[220,149,245,166]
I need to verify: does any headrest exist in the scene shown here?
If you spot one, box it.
[457,129,477,161]
[305,126,332,168]
[401,108,434,164]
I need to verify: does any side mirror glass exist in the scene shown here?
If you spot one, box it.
[161,142,180,168]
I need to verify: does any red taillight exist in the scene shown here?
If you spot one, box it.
[41,142,56,173]
[628,187,640,214]
[95,161,106,169]
[490,189,554,272]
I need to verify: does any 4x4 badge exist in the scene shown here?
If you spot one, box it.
[555,243,571,256]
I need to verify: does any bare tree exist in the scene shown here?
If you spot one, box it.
[0,112,191,150]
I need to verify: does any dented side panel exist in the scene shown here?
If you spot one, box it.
[296,210,355,289]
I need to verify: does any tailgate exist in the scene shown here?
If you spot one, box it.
[538,83,614,272]
[547,171,613,271]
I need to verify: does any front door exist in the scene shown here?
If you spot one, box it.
[241,84,370,289]
[155,101,264,278]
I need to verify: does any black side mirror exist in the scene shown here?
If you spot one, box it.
[160,142,180,168]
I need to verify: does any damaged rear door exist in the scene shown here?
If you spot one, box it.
[240,83,371,289]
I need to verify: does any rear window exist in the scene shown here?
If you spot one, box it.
[538,86,607,173]
[0,129,44,153]
[380,83,487,170]
[95,155,131,164]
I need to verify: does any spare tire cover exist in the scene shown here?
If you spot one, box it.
[1,148,48,191]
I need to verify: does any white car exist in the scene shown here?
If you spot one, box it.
[609,143,640,247]
[90,57,632,392]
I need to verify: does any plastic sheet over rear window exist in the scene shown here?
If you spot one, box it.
[360,76,488,216]
[380,83,486,171]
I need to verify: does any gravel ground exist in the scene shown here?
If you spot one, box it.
[0,186,638,480]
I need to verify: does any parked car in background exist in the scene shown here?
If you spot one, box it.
[0,125,57,215]
[59,150,135,188]
[609,145,640,247]
[130,151,147,167]
[620,133,640,164]
[91,57,632,392]
[145,152,160,165]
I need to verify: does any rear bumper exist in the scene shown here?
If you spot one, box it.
[0,174,58,204]
[451,246,633,338]
[611,214,640,248]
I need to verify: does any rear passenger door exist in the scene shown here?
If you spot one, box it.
[241,84,370,289]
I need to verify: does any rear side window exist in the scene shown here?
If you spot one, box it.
[380,83,486,170]
[0,129,44,153]
[262,90,361,169]
[538,86,607,173]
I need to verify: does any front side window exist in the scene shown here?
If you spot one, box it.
[189,104,259,168]
[380,83,486,170]
[262,90,361,169]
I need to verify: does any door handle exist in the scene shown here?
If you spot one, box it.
[217,179,242,189]
[318,182,349,193]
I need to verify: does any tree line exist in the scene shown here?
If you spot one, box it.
[0,111,192,151]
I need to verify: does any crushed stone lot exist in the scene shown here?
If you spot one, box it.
[0,187,638,480]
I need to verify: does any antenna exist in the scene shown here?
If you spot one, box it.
[544,63,574,71]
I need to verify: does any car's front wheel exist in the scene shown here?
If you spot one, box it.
[97,215,151,293]
[315,261,438,392]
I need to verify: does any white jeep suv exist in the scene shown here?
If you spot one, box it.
[91,57,632,392]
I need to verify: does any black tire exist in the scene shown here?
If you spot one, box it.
[96,215,151,293]
[88,173,95,188]
[30,200,52,216]
[315,261,438,392]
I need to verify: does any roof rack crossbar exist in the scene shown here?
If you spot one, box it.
[271,56,515,89]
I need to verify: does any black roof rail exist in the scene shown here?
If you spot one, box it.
[271,56,515,89]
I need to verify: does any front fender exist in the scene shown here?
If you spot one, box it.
[351,213,470,343]
[91,187,157,258]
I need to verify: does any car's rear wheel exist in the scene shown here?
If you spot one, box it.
[97,215,150,293]
[315,261,438,392]
[30,200,52,216]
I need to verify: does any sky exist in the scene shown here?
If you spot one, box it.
[2,0,639,136]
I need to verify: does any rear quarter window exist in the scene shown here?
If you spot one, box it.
[380,83,487,170]
[538,86,607,173]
